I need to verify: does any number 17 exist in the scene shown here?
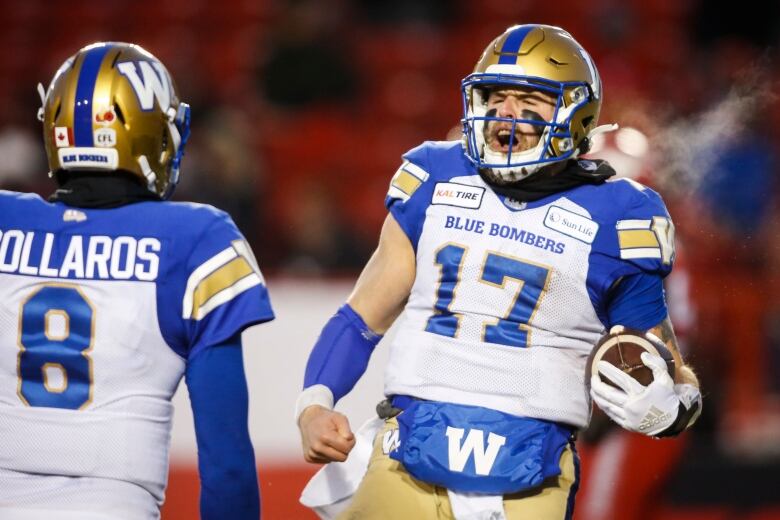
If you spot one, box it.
[425,244,551,348]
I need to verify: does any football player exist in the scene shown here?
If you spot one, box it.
[296,24,703,519]
[576,127,696,520]
[0,43,273,519]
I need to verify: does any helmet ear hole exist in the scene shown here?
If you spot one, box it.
[114,102,126,125]
[53,102,62,121]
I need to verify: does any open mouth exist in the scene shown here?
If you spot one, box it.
[492,128,524,153]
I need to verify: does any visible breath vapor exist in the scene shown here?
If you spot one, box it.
[649,61,776,195]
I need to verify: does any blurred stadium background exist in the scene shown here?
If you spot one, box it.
[1,0,779,518]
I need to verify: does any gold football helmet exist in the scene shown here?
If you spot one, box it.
[462,24,613,183]
[38,42,190,198]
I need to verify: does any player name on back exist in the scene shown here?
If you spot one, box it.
[0,229,160,280]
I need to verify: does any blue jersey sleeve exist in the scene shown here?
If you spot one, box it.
[158,207,274,358]
[186,334,260,520]
[604,272,668,330]
[384,143,437,250]
[586,180,676,328]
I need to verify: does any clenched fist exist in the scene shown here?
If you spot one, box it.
[298,405,356,464]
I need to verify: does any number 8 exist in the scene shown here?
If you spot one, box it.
[17,284,94,410]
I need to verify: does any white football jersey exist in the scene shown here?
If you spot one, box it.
[383,142,675,428]
[0,192,273,518]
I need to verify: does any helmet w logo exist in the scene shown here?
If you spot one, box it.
[117,61,171,112]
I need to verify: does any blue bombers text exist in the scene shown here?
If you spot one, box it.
[444,216,565,254]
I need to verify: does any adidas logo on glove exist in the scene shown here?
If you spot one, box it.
[638,406,673,432]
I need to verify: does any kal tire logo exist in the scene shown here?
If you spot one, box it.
[431,182,485,209]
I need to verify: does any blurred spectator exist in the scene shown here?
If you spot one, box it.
[174,107,267,254]
[699,132,775,236]
[692,0,780,48]
[679,65,779,455]
[258,0,360,108]
[0,125,45,192]
[0,70,47,195]
[695,39,776,237]
[354,0,459,26]
[279,179,370,275]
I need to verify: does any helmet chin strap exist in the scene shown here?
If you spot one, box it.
[137,155,158,192]
[587,123,620,141]
[577,123,619,156]
[36,83,46,122]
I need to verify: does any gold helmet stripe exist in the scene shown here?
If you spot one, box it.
[497,25,535,64]
[73,44,113,147]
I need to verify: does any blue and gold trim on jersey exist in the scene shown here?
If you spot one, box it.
[617,219,659,259]
[388,161,430,202]
[616,217,675,264]
[183,240,265,320]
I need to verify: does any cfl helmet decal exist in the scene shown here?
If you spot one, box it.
[461,24,611,183]
[38,42,191,199]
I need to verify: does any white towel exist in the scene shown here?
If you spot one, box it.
[299,417,384,519]
[299,416,507,520]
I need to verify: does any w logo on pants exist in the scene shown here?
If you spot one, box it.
[445,427,506,475]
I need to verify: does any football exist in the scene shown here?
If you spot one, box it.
[586,326,676,388]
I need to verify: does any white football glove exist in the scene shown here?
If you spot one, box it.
[590,352,702,437]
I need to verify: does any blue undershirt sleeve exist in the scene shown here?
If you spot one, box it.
[303,304,382,403]
[605,271,668,330]
[186,334,259,520]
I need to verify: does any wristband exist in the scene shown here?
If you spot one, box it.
[295,384,334,422]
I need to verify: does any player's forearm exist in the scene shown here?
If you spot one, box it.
[200,462,260,520]
[299,304,382,414]
[676,364,699,387]
[186,337,260,519]
[348,288,406,334]
[346,214,416,334]
[647,317,699,387]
